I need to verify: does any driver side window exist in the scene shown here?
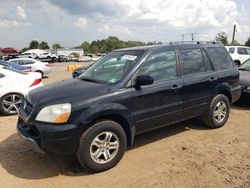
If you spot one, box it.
[137,50,177,81]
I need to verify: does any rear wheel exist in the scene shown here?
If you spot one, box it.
[202,94,230,128]
[0,93,23,115]
[77,121,127,172]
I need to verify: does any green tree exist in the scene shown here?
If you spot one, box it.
[39,41,50,49]
[245,37,250,47]
[52,43,62,50]
[232,40,240,46]
[215,32,229,45]
[21,47,30,53]
[29,40,39,49]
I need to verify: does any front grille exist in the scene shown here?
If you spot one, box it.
[21,100,33,116]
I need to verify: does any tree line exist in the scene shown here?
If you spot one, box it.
[20,35,250,54]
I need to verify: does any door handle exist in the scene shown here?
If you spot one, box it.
[172,84,182,89]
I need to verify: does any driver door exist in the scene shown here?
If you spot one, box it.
[132,50,183,133]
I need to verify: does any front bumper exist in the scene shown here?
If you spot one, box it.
[17,117,80,156]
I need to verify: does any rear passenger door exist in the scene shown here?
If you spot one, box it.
[178,48,217,118]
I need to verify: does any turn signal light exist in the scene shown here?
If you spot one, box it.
[54,112,70,123]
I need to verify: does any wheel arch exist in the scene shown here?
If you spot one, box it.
[90,114,134,147]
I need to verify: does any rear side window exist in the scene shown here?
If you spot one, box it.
[0,73,5,78]
[19,60,34,65]
[237,47,250,55]
[206,47,234,71]
[229,47,235,54]
[179,49,205,76]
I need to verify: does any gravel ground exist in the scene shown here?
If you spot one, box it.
[0,63,249,188]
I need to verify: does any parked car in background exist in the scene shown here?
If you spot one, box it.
[92,53,106,61]
[0,65,42,115]
[72,63,94,78]
[38,52,57,59]
[17,43,241,172]
[78,56,92,62]
[19,52,38,59]
[58,55,69,62]
[8,58,51,77]
[226,46,250,66]
[239,58,250,99]
[0,61,32,72]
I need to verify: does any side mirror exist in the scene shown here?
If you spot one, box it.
[136,75,154,86]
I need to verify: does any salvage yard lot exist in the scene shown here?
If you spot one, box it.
[0,63,249,188]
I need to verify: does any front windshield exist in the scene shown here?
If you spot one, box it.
[239,59,250,70]
[79,50,144,84]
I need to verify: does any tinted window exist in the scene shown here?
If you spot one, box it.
[202,50,212,71]
[237,47,250,55]
[179,49,205,75]
[229,47,235,54]
[19,60,34,65]
[206,47,234,70]
[137,50,177,81]
[0,73,5,78]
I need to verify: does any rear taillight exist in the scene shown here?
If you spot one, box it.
[30,78,42,87]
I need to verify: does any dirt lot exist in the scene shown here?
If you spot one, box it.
[0,63,249,188]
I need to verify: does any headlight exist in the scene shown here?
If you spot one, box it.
[246,86,250,91]
[36,103,71,123]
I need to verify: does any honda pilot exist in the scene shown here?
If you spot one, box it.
[17,43,241,172]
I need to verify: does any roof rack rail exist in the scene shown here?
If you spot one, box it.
[169,41,222,45]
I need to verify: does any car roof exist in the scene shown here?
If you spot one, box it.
[10,58,36,60]
[114,43,224,52]
[226,45,250,48]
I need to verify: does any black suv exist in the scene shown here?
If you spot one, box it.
[17,43,241,172]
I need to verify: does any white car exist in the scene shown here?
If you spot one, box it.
[8,58,51,77]
[38,52,57,59]
[0,65,43,115]
[226,46,250,66]
[19,52,38,59]
[79,56,92,62]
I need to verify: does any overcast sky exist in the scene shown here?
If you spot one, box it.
[0,0,250,49]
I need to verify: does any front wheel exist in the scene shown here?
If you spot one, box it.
[202,94,230,128]
[76,121,127,172]
[0,93,23,115]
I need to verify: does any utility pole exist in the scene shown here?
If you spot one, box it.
[191,33,195,42]
[182,34,184,43]
[231,24,236,44]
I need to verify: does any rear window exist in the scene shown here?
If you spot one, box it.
[206,47,234,71]
[2,66,27,75]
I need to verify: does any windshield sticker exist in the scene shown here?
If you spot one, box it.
[121,55,137,61]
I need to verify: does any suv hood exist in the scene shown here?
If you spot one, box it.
[27,78,110,106]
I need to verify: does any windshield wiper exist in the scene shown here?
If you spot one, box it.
[80,77,107,84]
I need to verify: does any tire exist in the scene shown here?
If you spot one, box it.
[76,120,127,172]
[0,93,23,115]
[202,94,230,128]
[36,70,44,78]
